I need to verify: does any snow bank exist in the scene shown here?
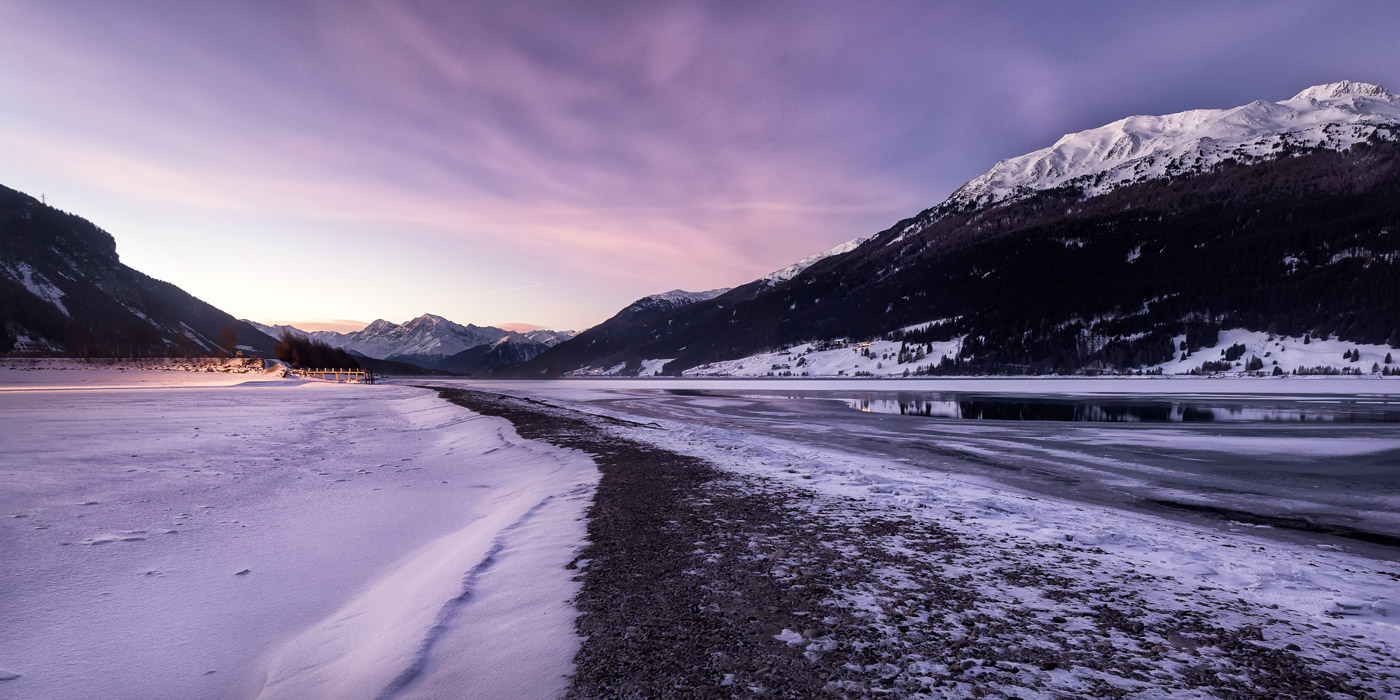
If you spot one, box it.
[0,375,596,700]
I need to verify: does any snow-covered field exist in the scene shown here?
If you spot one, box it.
[682,338,964,378]
[601,328,1398,379]
[0,370,596,700]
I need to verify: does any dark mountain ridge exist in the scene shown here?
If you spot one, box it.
[519,137,1400,376]
[0,184,275,357]
[433,335,552,375]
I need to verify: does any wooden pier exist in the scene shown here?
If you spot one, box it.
[289,368,375,384]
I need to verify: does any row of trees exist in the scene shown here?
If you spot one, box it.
[56,323,238,359]
[274,331,360,369]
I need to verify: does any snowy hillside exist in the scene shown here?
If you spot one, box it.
[626,288,731,314]
[761,237,867,284]
[945,81,1400,211]
[603,329,1396,379]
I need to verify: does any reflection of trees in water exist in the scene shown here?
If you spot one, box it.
[844,396,1392,423]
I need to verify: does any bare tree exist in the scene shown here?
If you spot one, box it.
[218,327,238,357]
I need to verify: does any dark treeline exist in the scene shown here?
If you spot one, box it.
[274,332,361,369]
[523,136,1400,376]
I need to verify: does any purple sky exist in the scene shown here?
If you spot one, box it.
[4,1,1399,331]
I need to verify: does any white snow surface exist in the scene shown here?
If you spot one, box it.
[1153,328,1397,376]
[761,237,868,284]
[0,371,596,700]
[680,338,963,378]
[947,80,1400,210]
[632,327,1397,378]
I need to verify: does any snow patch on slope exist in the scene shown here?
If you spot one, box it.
[639,288,730,307]
[762,237,868,284]
[683,338,963,378]
[1152,328,1398,376]
[4,262,69,316]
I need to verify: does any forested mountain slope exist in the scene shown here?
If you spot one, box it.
[0,184,274,357]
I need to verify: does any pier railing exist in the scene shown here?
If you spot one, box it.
[289,368,375,384]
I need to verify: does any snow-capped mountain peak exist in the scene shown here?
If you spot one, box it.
[620,288,731,316]
[643,288,730,306]
[521,329,576,346]
[1290,80,1389,101]
[944,81,1400,211]
[361,318,398,335]
[763,237,868,284]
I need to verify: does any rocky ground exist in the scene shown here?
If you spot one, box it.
[434,388,1397,699]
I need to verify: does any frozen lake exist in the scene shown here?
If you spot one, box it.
[0,370,596,700]
[447,378,1400,558]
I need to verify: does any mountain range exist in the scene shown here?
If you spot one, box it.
[246,316,575,373]
[4,81,1398,378]
[519,81,1400,376]
[0,183,571,372]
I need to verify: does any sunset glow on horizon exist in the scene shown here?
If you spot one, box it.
[4,1,1399,331]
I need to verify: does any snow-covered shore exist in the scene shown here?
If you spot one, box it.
[446,381,1400,697]
[0,370,596,700]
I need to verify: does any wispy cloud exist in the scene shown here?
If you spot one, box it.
[2,1,1398,329]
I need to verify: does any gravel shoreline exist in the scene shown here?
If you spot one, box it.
[434,387,1397,699]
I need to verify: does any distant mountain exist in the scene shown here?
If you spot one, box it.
[520,329,576,346]
[518,81,1400,377]
[521,286,762,376]
[244,321,346,347]
[0,184,275,357]
[251,316,575,370]
[629,288,731,313]
[433,334,552,375]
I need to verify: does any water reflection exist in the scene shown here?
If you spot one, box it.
[840,396,1400,422]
